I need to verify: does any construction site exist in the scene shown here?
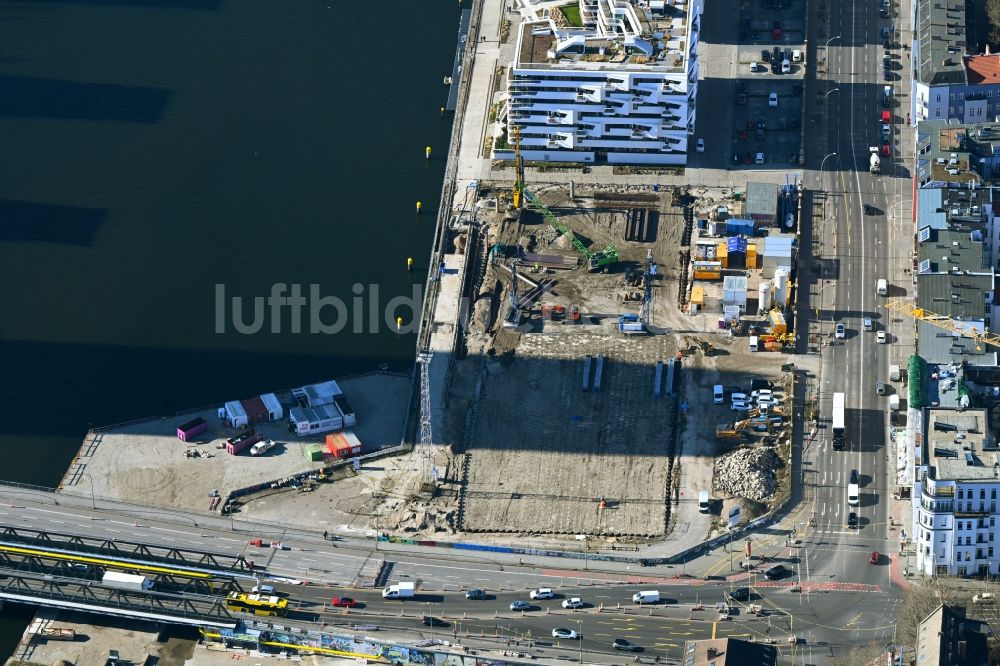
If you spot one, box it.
[372,133,805,543]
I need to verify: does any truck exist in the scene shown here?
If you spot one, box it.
[101,571,153,592]
[382,581,415,599]
[249,439,276,456]
[869,147,881,174]
[847,482,860,506]
[832,392,846,450]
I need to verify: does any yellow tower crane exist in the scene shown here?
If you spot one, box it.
[511,125,524,210]
[884,298,1000,350]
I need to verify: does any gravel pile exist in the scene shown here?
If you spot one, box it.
[713,447,780,501]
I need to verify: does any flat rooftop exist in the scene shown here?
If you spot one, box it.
[927,408,1000,481]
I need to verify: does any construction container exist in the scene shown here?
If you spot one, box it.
[764,340,782,352]
[226,429,263,455]
[326,430,363,459]
[747,244,758,268]
[289,404,343,436]
[177,417,208,442]
[690,286,705,306]
[717,241,728,268]
[224,401,248,429]
[333,395,357,428]
[293,380,343,408]
[769,310,787,336]
[241,396,270,425]
[305,445,325,462]
[260,393,284,421]
[692,261,722,280]
[758,280,771,311]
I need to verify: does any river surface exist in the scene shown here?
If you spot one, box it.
[0,0,458,654]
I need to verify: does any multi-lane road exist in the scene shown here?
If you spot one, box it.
[0,2,921,662]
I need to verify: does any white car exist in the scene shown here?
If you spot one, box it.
[768,92,778,107]
[751,389,772,400]
[732,400,752,411]
[877,330,887,344]
[696,138,705,152]
[749,61,759,72]
[835,323,846,339]
[562,597,585,609]
[757,398,774,410]
[530,588,555,600]
[552,628,579,640]
[730,392,749,403]
[781,59,791,73]
[755,152,765,164]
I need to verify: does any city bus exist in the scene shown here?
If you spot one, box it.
[225,591,288,617]
[832,392,845,450]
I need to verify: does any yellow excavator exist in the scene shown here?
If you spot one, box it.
[716,419,753,441]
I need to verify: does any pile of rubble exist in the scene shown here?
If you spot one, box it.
[713,447,780,502]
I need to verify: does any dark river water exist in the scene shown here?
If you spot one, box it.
[0,0,458,654]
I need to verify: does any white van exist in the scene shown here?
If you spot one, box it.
[698,491,710,513]
[632,590,660,604]
[847,483,860,506]
[713,385,725,404]
[252,584,276,595]
[876,279,888,296]
[749,336,760,352]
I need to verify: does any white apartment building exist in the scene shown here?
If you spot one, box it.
[495,0,703,165]
[912,408,1000,577]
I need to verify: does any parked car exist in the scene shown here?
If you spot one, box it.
[761,49,771,62]
[733,152,742,164]
[465,589,486,600]
[696,138,705,152]
[732,400,752,411]
[877,381,888,396]
[781,59,791,74]
[552,628,579,640]
[755,152,765,164]
[562,597,585,609]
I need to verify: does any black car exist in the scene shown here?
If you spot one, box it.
[762,49,771,62]
[465,589,486,600]
[784,47,792,62]
[848,511,858,528]
[773,46,782,61]
[750,379,771,392]
[422,616,449,627]
[850,469,859,484]
[613,639,639,652]
[733,152,742,164]
[883,69,892,81]
[863,204,876,215]
[764,565,787,580]
[729,587,751,601]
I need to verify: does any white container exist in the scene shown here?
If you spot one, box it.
[773,269,789,307]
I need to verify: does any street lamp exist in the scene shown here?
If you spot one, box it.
[825,88,840,98]
[83,474,96,514]
[825,35,841,48]
[577,619,583,663]
[817,152,838,183]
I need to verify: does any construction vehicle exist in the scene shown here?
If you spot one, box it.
[502,261,523,329]
[885,298,1000,350]
[523,191,618,271]
[505,127,525,221]
[716,419,754,440]
[869,146,881,174]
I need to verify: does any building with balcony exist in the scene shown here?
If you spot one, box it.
[495,0,702,165]
[912,408,1000,577]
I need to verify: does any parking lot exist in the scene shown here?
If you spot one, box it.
[693,0,807,169]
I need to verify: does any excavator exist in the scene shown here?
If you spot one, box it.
[716,419,754,441]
